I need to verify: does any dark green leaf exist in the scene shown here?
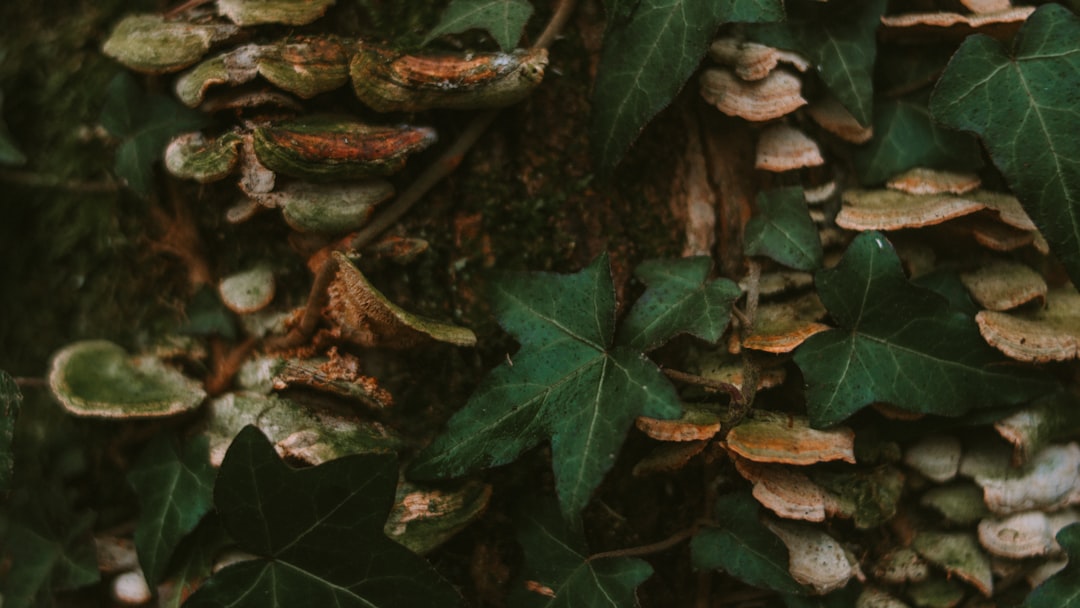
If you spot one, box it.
[1,484,99,608]
[618,257,740,351]
[127,434,216,586]
[0,370,20,491]
[0,92,26,166]
[748,0,886,126]
[690,491,806,595]
[186,426,462,608]
[792,232,1055,427]
[509,497,653,607]
[410,254,682,520]
[930,4,1080,287]
[783,584,860,607]
[744,187,823,271]
[590,0,783,174]
[424,0,534,50]
[1025,523,1080,606]
[912,270,979,317]
[855,93,983,185]
[99,72,209,195]
[157,514,230,608]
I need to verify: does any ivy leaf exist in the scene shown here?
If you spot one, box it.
[930,4,1080,288]
[748,0,887,126]
[690,491,806,595]
[0,370,20,491]
[423,0,534,51]
[509,497,653,607]
[99,72,209,196]
[1,484,100,608]
[618,257,741,352]
[126,434,216,586]
[855,93,983,185]
[157,515,230,608]
[410,254,682,520]
[792,231,1055,428]
[1025,523,1080,606]
[185,426,462,608]
[744,187,823,271]
[590,0,783,174]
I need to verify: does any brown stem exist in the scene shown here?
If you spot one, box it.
[663,368,741,405]
[344,0,578,251]
[14,377,46,389]
[587,526,697,562]
[164,0,214,18]
[263,254,340,350]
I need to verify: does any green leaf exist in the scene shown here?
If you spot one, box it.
[782,584,860,607]
[157,514,231,608]
[690,491,806,595]
[423,0,535,50]
[0,370,20,491]
[748,0,887,126]
[1025,523,1080,606]
[410,254,682,520]
[127,434,216,586]
[618,257,740,351]
[1,484,99,608]
[744,187,823,271]
[99,72,209,196]
[0,91,26,166]
[590,0,783,174]
[792,232,1055,427]
[185,426,462,608]
[855,93,983,185]
[509,497,653,607]
[930,4,1080,287]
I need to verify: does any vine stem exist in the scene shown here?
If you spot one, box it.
[344,0,578,251]
[662,368,742,405]
[587,524,700,562]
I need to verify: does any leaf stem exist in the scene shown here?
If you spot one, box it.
[344,0,578,251]
[587,525,697,562]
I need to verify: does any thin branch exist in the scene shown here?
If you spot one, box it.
[263,254,340,350]
[345,0,578,251]
[14,377,46,389]
[587,526,697,562]
[0,169,119,193]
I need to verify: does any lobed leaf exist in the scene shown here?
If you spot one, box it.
[99,73,209,196]
[590,0,783,174]
[186,426,462,608]
[618,256,740,351]
[424,0,535,51]
[930,4,1080,287]
[690,491,806,595]
[126,435,216,586]
[855,93,983,186]
[792,232,1055,427]
[410,254,682,520]
[509,498,653,607]
[744,187,823,271]
[748,0,886,126]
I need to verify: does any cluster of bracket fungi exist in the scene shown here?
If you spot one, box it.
[44,1,552,603]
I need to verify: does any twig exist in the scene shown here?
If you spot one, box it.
[263,254,341,350]
[587,526,697,562]
[345,0,578,251]
[14,377,46,389]
[663,368,741,404]
[0,169,119,193]
[164,0,214,18]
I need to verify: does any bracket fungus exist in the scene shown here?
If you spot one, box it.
[904,435,963,483]
[755,124,825,172]
[806,97,873,144]
[725,411,856,466]
[48,340,206,418]
[976,288,1080,362]
[912,531,994,597]
[254,180,395,234]
[217,0,336,26]
[635,408,721,442]
[351,45,549,112]
[218,265,275,314]
[976,510,1070,559]
[881,6,1036,38]
[974,443,1080,515]
[837,190,987,231]
[102,14,240,74]
[324,252,477,349]
[700,68,807,122]
[734,459,844,523]
[741,292,829,354]
[385,480,492,555]
[886,168,981,196]
[960,261,1047,312]
[706,38,810,82]
[272,349,393,410]
[763,519,864,594]
[165,131,242,183]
